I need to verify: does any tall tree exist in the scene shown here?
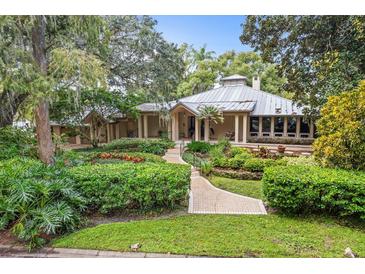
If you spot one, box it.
[0,16,107,164]
[240,16,365,114]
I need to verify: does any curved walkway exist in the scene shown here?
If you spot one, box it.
[164,148,267,215]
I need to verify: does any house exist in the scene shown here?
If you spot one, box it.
[51,74,314,145]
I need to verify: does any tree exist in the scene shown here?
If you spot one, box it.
[175,50,287,98]
[197,105,224,125]
[313,80,365,170]
[240,16,365,114]
[0,16,107,164]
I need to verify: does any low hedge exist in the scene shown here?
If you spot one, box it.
[243,158,287,172]
[212,167,262,180]
[182,151,207,168]
[69,162,191,213]
[262,165,365,220]
[102,138,175,155]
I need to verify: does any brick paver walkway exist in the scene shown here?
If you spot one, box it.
[164,148,267,215]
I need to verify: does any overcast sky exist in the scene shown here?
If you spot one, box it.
[152,16,252,56]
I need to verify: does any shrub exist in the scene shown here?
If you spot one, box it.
[313,81,365,170]
[186,141,211,153]
[211,168,262,180]
[201,161,213,175]
[182,152,206,167]
[0,126,37,160]
[70,162,191,213]
[262,165,365,219]
[282,155,318,167]
[103,138,175,155]
[243,158,286,172]
[0,157,84,249]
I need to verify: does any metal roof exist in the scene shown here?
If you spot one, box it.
[221,74,247,81]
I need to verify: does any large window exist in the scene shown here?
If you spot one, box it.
[287,117,297,137]
[274,117,284,132]
[262,117,271,133]
[250,117,259,135]
[300,118,310,133]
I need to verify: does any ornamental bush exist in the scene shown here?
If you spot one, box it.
[243,158,286,172]
[186,141,212,153]
[0,126,37,160]
[313,80,365,170]
[103,138,175,155]
[262,165,365,220]
[69,162,191,213]
[0,157,85,249]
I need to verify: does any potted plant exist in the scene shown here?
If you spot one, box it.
[277,145,286,153]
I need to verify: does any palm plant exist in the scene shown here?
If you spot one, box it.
[197,105,224,124]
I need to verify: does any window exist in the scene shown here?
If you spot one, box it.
[287,117,296,133]
[300,118,310,133]
[262,117,271,133]
[250,117,259,133]
[274,117,284,133]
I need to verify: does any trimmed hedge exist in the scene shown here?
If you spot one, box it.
[69,162,191,213]
[212,167,262,180]
[103,138,175,155]
[263,165,365,220]
[182,152,207,168]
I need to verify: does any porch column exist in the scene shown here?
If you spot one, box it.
[90,123,94,141]
[270,117,275,137]
[115,122,120,139]
[234,114,239,143]
[168,120,172,140]
[310,120,314,138]
[75,134,81,145]
[171,112,178,141]
[143,115,148,138]
[258,117,263,137]
[184,114,189,138]
[195,118,200,141]
[296,117,301,138]
[283,117,288,137]
[175,112,179,140]
[53,126,61,136]
[242,113,248,143]
[106,124,111,143]
[204,118,209,142]
[138,116,142,138]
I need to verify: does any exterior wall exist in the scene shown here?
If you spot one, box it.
[147,115,168,138]
[210,115,235,140]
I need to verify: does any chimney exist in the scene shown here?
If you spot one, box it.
[252,75,260,90]
[221,74,247,86]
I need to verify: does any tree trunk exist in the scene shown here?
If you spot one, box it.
[0,90,28,128]
[32,16,54,165]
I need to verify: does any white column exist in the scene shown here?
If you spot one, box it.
[270,117,275,137]
[242,113,248,144]
[195,118,200,141]
[204,118,209,142]
[75,132,81,145]
[115,122,120,139]
[184,114,189,138]
[106,124,111,143]
[138,116,143,138]
[258,117,263,137]
[296,117,301,138]
[234,114,239,143]
[143,115,148,138]
[283,117,288,137]
[171,113,176,141]
[168,120,172,140]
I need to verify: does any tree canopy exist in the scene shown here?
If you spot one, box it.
[240,16,365,114]
[174,49,288,98]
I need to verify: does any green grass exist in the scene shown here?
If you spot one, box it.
[53,214,365,257]
[209,176,263,199]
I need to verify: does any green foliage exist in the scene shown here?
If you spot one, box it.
[241,16,365,112]
[0,126,37,160]
[0,157,85,249]
[243,158,286,172]
[313,81,365,170]
[197,105,224,124]
[186,141,212,153]
[103,138,175,155]
[263,165,365,220]
[200,161,213,176]
[181,152,206,168]
[282,156,318,167]
[69,162,191,213]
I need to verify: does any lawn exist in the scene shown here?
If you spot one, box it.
[209,176,263,199]
[53,214,365,257]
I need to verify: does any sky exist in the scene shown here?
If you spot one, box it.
[152,16,252,56]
